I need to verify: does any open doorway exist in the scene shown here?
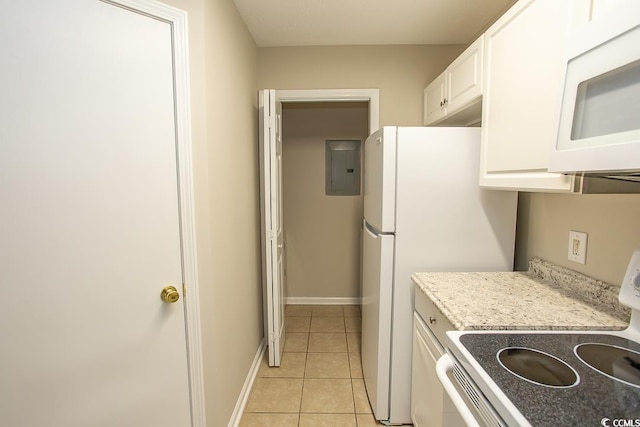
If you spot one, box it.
[282,102,369,305]
[259,89,379,366]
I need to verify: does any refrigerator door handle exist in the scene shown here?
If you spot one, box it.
[363,220,380,239]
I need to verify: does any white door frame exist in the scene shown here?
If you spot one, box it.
[273,88,379,309]
[277,89,380,134]
[102,1,205,425]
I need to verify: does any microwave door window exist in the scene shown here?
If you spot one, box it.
[571,59,640,142]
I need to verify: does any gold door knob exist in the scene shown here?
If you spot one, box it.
[160,286,180,303]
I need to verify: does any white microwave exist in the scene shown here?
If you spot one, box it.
[550,1,640,174]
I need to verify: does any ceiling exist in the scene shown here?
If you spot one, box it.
[232,0,515,47]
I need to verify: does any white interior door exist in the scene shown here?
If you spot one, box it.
[259,89,286,366]
[0,1,192,425]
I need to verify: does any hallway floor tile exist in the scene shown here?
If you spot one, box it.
[240,304,385,427]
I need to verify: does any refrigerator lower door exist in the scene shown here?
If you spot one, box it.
[361,220,394,421]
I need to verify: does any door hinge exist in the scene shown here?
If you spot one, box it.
[268,114,276,130]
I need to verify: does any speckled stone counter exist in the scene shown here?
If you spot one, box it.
[411,257,630,331]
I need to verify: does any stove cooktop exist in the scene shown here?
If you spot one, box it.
[454,332,640,426]
[443,251,640,426]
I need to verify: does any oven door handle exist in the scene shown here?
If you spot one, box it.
[436,354,481,427]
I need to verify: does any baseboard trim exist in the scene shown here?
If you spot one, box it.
[227,338,266,427]
[285,297,362,305]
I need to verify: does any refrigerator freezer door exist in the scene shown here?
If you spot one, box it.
[361,220,395,421]
[364,127,397,233]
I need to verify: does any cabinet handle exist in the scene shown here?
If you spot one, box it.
[443,98,448,105]
[440,101,443,107]
[429,316,436,324]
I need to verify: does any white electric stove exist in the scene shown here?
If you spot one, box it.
[438,249,640,427]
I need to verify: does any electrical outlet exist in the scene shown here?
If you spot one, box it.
[568,231,588,264]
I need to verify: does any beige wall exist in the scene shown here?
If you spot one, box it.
[164,0,262,424]
[201,1,262,425]
[258,45,465,127]
[282,103,369,299]
[516,192,640,286]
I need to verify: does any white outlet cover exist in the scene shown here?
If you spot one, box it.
[568,231,588,264]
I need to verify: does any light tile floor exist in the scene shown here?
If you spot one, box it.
[240,305,386,427]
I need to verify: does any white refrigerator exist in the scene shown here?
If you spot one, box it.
[361,127,517,424]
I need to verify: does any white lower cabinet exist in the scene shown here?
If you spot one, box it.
[412,291,464,427]
[479,0,578,192]
[411,313,443,427]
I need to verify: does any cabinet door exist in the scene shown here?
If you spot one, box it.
[446,35,484,116]
[423,70,447,125]
[479,0,576,191]
[411,313,443,427]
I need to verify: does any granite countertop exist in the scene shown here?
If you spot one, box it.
[411,258,630,331]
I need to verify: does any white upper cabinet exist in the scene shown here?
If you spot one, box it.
[423,36,484,126]
[478,0,577,191]
[571,0,621,27]
[446,35,484,116]
[423,71,447,125]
